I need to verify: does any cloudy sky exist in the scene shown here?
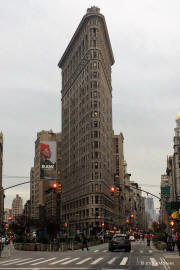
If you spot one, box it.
[1,0,180,209]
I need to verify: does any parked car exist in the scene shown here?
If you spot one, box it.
[108,234,131,252]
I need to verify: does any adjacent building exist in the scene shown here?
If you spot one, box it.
[12,194,23,219]
[0,132,4,229]
[160,112,180,224]
[58,6,114,234]
[30,130,61,221]
[4,208,12,224]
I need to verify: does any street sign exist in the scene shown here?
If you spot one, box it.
[161,186,170,196]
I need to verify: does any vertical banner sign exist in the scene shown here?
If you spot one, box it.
[40,141,56,177]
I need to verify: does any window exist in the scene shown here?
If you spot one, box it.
[93,72,97,78]
[95,184,98,191]
[95,196,99,204]
[93,40,96,47]
[94,111,98,117]
[93,91,97,98]
[93,62,97,68]
[95,172,98,179]
[94,121,98,127]
[95,208,99,216]
[94,100,97,107]
[95,152,98,158]
[93,51,97,58]
[93,81,97,88]
[95,162,98,169]
[94,131,98,137]
[94,141,99,148]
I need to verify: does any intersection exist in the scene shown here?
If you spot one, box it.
[0,241,179,270]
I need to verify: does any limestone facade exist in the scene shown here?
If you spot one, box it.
[58,6,114,233]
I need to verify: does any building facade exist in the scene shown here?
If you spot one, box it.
[174,112,180,201]
[160,113,180,224]
[58,6,114,234]
[0,132,4,229]
[12,194,23,219]
[4,208,12,224]
[112,133,127,228]
[30,130,61,221]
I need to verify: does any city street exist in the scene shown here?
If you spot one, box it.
[0,240,179,270]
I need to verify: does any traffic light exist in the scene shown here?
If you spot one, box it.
[52,182,62,193]
[101,222,105,228]
[169,220,175,228]
[57,183,62,194]
[126,219,130,224]
[110,186,115,196]
[130,214,134,219]
[52,183,58,189]
[8,216,12,221]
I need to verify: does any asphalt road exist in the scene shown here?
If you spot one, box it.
[0,240,177,270]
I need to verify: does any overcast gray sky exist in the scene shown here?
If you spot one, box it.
[1,0,180,209]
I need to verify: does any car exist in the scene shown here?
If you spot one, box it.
[108,234,131,252]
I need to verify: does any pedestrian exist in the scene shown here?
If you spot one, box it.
[176,233,180,256]
[166,234,172,251]
[146,232,151,246]
[172,234,176,251]
[82,234,88,251]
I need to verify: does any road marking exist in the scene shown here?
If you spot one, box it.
[150,257,158,266]
[120,257,128,265]
[49,257,70,265]
[140,250,143,253]
[131,249,134,253]
[90,257,103,265]
[149,250,153,253]
[61,258,80,265]
[0,258,21,264]
[0,268,92,270]
[160,257,171,270]
[76,258,92,264]
[31,257,56,265]
[93,249,99,252]
[3,258,32,265]
[102,249,108,252]
[107,257,118,264]
[17,258,45,265]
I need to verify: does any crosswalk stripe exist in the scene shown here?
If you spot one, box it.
[93,250,99,252]
[90,257,103,265]
[17,258,45,265]
[76,257,92,265]
[107,257,117,264]
[61,258,79,265]
[102,250,108,252]
[120,257,128,265]
[0,258,21,265]
[49,258,70,265]
[150,257,158,266]
[31,258,56,265]
[149,250,153,253]
[3,258,32,265]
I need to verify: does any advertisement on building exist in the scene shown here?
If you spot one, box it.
[40,141,56,171]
